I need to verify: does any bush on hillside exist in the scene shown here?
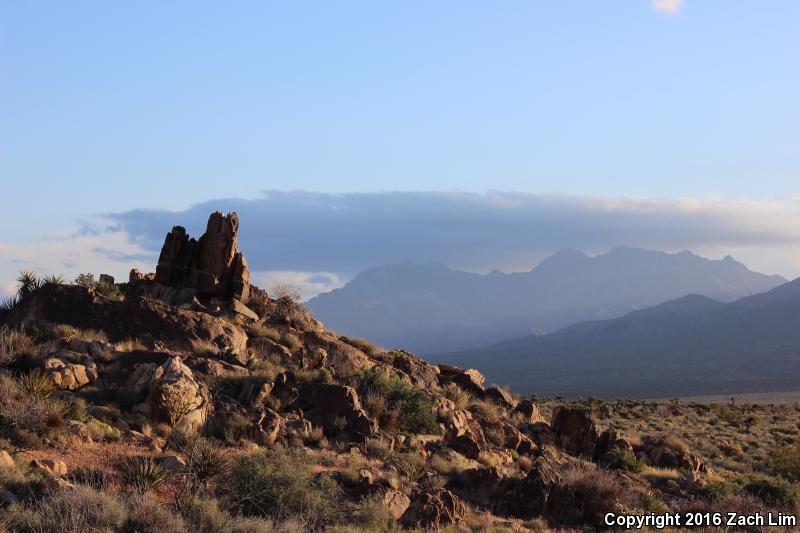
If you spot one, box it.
[355,367,438,434]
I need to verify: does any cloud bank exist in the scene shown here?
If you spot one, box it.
[652,0,683,15]
[4,191,798,299]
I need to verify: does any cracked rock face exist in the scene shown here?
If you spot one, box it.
[155,211,250,302]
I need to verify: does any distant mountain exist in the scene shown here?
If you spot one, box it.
[433,277,800,399]
[307,247,786,353]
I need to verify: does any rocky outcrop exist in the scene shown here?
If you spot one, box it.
[155,211,250,302]
[9,284,246,354]
[493,455,562,519]
[637,436,706,472]
[551,407,597,459]
[515,399,542,424]
[301,331,375,376]
[402,488,467,530]
[484,386,516,409]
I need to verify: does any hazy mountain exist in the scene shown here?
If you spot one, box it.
[307,247,786,353]
[434,277,800,399]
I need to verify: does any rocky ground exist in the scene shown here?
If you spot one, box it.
[0,212,798,532]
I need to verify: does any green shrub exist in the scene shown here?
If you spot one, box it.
[68,465,113,490]
[339,336,381,357]
[599,448,645,473]
[124,498,186,533]
[355,367,437,434]
[441,383,471,410]
[74,272,97,288]
[184,438,230,486]
[226,446,342,528]
[17,370,55,401]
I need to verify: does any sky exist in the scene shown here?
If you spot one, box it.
[1,1,799,298]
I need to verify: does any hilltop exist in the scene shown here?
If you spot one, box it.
[0,213,798,532]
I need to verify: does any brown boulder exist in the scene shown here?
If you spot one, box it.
[392,352,440,388]
[132,357,209,433]
[155,211,250,301]
[438,364,485,395]
[444,409,487,460]
[551,406,597,458]
[43,358,97,391]
[301,331,375,376]
[596,427,633,458]
[402,488,467,530]
[383,489,411,520]
[300,383,377,438]
[494,455,562,519]
[515,399,543,424]
[483,386,516,409]
[254,408,282,446]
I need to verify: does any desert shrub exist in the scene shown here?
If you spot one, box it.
[355,367,437,434]
[86,418,121,441]
[124,498,187,533]
[441,382,471,410]
[96,279,123,300]
[118,456,167,494]
[17,370,55,401]
[68,465,113,490]
[557,465,636,527]
[0,327,34,366]
[469,400,500,423]
[599,448,645,473]
[225,446,342,528]
[390,452,427,483]
[74,272,96,288]
[3,485,128,532]
[339,336,381,357]
[365,438,392,460]
[744,476,800,512]
[348,492,396,532]
[246,323,283,343]
[661,434,689,453]
[769,442,800,482]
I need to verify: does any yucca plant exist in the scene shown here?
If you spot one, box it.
[16,270,42,299]
[185,438,230,486]
[118,455,167,494]
[18,370,55,401]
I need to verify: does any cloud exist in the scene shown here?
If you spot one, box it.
[652,0,683,14]
[103,191,800,281]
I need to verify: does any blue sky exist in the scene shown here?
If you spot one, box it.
[1,1,799,297]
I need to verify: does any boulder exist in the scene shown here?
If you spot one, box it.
[551,407,597,458]
[514,399,542,424]
[444,409,487,460]
[392,352,440,388]
[43,358,98,391]
[493,455,562,519]
[299,383,377,438]
[0,450,13,468]
[402,488,467,530]
[383,489,411,520]
[301,331,375,376]
[132,357,209,433]
[228,298,259,321]
[433,397,456,422]
[596,427,633,458]
[31,459,68,477]
[438,365,485,395]
[155,211,250,302]
[483,386,516,409]
[254,408,282,446]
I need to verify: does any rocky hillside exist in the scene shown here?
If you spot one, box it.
[0,212,797,532]
[307,248,785,353]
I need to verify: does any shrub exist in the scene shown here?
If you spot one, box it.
[3,485,128,532]
[118,455,167,494]
[441,383,471,410]
[68,465,113,490]
[599,448,645,473]
[74,272,96,288]
[0,327,34,366]
[16,270,42,299]
[355,367,437,434]
[557,465,637,526]
[0,295,20,322]
[184,438,230,486]
[125,498,187,533]
[769,442,800,482]
[226,446,342,528]
[96,279,123,300]
[744,476,800,512]
[17,370,55,401]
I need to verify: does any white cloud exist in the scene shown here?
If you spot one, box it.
[652,0,683,15]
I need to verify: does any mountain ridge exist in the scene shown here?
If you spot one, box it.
[308,247,786,353]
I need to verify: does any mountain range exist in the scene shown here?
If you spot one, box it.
[433,277,800,399]
[307,247,786,353]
